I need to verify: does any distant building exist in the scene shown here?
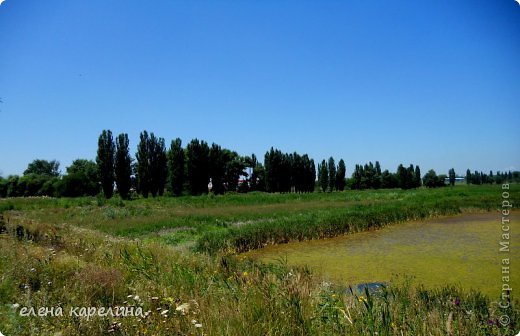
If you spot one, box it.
[444,177,465,183]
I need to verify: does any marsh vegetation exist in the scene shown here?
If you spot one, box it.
[0,185,518,335]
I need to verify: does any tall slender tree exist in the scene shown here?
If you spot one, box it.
[167,138,185,196]
[373,161,382,189]
[327,157,336,192]
[414,165,422,188]
[448,168,456,186]
[149,134,167,197]
[209,143,226,194]
[96,130,115,198]
[115,133,132,199]
[136,131,151,197]
[136,131,167,197]
[186,139,210,195]
[318,160,328,192]
[335,159,346,191]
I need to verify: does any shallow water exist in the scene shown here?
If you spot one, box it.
[245,212,518,297]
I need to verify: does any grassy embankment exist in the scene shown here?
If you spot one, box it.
[0,184,518,335]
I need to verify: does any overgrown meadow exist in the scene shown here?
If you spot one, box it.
[0,185,518,335]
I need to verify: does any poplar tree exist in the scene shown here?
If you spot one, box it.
[448,168,456,186]
[136,131,151,198]
[328,157,336,192]
[209,143,226,194]
[96,130,115,198]
[414,165,422,187]
[336,159,346,191]
[318,160,328,192]
[186,139,210,195]
[115,133,132,199]
[149,134,167,197]
[167,138,184,196]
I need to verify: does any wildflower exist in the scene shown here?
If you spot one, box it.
[391,322,396,328]
[242,271,248,276]
[453,298,460,306]
[161,310,169,315]
[151,296,159,300]
[134,295,140,301]
[191,319,197,324]
[358,296,367,303]
[12,303,20,309]
[331,294,336,298]
[195,323,203,328]
[176,303,190,314]
[30,268,36,272]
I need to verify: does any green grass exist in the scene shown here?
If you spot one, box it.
[0,185,518,335]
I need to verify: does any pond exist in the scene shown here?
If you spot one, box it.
[245,212,518,298]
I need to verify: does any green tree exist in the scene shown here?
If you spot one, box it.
[115,133,132,199]
[24,159,60,177]
[5,175,21,197]
[397,164,408,189]
[0,176,7,197]
[318,160,328,192]
[167,138,185,196]
[335,159,346,191]
[264,148,288,192]
[423,169,439,188]
[448,168,456,186]
[136,131,151,197]
[327,157,336,192]
[96,130,115,198]
[57,159,100,197]
[149,134,167,197]
[373,161,382,189]
[381,169,398,189]
[209,143,226,194]
[351,165,362,189]
[20,159,60,196]
[223,150,247,192]
[186,139,210,195]
[407,164,415,189]
[414,165,421,187]
[307,157,316,192]
[135,131,167,197]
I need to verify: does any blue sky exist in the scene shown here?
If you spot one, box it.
[1,0,519,177]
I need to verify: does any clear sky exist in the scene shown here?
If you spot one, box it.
[1,0,519,177]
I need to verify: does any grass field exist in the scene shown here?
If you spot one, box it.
[0,185,518,335]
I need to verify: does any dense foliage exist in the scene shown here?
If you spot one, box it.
[115,133,132,199]
[96,130,115,199]
[2,129,519,198]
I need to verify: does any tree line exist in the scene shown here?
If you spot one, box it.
[465,169,519,185]
[1,129,519,198]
